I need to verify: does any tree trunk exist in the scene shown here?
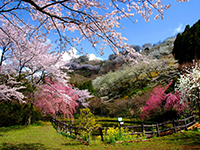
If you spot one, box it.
[27,77,36,126]
[27,102,33,126]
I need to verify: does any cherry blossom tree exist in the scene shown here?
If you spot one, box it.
[34,78,92,118]
[0,18,36,103]
[0,74,25,103]
[0,17,94,123]
[0,18,78,124]
[0,0,188,59]
[0,17,65,97]
[175,62,200,114]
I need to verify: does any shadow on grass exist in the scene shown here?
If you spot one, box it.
[162,131,200,147]
[0,125,26,133]
[0,134,7,137]
[0,121,46,133]
[63,142,85,146]
[62,140,87,146]
[0,143,50,150]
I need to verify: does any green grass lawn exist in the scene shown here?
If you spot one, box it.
[0,122,200,150]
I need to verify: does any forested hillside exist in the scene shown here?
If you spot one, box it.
[68,37,180,118]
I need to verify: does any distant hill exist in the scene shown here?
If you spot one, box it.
[67,36,176,83]
[141,36,176,59]
[66,36,179,117]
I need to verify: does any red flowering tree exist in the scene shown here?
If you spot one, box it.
[34,78,92,118]
[141,81,185,121]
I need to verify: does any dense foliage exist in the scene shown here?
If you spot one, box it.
[78,80,96,95]
[0,102,42,127]
[172,19,200,64]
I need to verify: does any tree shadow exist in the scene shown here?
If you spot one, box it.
[0,143,51,150]
[0,126,26,133]
[0,134,6,137]
[164,131,200,147]
[62,140,86,146]
[63,143,84,146]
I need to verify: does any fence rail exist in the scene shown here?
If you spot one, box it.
[51,114,197,143]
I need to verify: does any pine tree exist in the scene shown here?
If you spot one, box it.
[172,19,200,64]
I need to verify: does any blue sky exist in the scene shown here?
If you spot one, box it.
[1,1,199,61]
[74,0,200,60]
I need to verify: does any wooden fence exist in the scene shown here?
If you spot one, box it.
[51,114,197,144]
[51,118,91,144]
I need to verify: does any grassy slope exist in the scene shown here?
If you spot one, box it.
[0,122,200,150]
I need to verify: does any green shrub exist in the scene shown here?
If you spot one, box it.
[0,101,43,127]
[78,80,95,95]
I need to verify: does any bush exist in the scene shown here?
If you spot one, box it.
[0,101,43,127]
[141,81,185,122]
[78,80,95,95]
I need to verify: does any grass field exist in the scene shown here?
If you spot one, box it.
[0,122,200,150]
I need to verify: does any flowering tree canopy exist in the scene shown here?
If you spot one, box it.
[175,62,200,111]
[0,0,188,58]
[0,74,25,102]
[141,81,185,120]
[0,15,93,119]
[34,78,93,118]
[0,17,69,102]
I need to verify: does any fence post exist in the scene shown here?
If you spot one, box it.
[173,120,177,133]
[141,123,145,137]
[75,125,77,136]
[184,118,188,131]
[156,123,160,137]
[61,123,63,132]
[99,128,104,141]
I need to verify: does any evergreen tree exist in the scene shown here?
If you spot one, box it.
[79,80,95,95]
[172,19,200,64]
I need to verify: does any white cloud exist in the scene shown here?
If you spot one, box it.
[61,47,79,62]
[87,53,102,61]
[173,24,183,35]
[46,38,51,44]
[61,47,102,62]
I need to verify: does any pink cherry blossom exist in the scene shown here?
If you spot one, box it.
[0,0,188,62]
[34,78,92,118]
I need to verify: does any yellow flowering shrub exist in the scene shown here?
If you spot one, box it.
[103,126,142,144]
[78,108,101,141]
